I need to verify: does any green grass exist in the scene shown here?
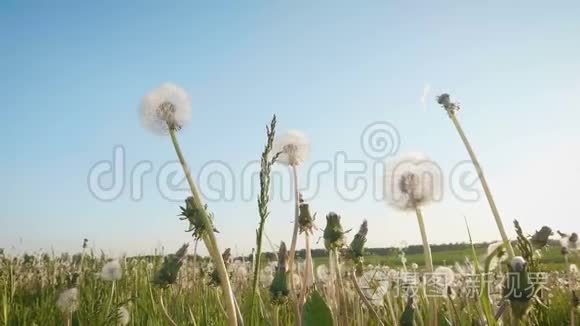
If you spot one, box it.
[1,245,578,325]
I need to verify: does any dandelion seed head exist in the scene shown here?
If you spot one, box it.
[117,306,130,326]
[100,260,123,281]
[434,266,455,285]
[570,264,578,274]
[316,264,331,283]
[56,287,79,314]
[383,152,441,210]
[410,263,419,270]
[273,130,310,166]
[510,256,527,272]
[139,83,192,135]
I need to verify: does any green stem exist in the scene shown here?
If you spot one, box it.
[286,165,302,325]
[332,249,348,326]
[168,128,238,326]
[160,290,178,326]
[447,112,515,258]
[415,206,438,326]
[250,217,266,324]
[298,232,314,305]
[351,273,385,326]
[106,281,116,315]
[415,207,434,273]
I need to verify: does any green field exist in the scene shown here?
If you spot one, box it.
[312,245,568,271]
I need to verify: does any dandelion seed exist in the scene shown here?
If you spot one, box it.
[100,260,123,281]
[56,287,79,314]
[383,152,442,210]
[139,83,192,135]
[273,130,310,166]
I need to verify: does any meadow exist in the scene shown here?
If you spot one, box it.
[1,84,578,326]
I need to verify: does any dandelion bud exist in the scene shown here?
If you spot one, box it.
[349,220,368,260]
[504,256,533,320]
[529,226,552,249]
[153,243,189,287]
[298,199,315,234]
[270,242,289,305]
[323,212,346,251]
[571,233,579,243]
[179,197,217,240]
[436,93,460,114]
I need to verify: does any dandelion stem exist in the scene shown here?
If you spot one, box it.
[168,128,237,326]
[286,164,302,325]
[106,281,116,315]
[332,249,348,326]
[351,273,385,326]
[446,112,515,258]
[415,207,434,273]
[160,291,178,326]
[415,206,438,326]
[298,232,314,305]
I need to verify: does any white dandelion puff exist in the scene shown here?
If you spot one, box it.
[316,264,331,284]
[100,260,123,281]
[273,130,310,166]
[383,152,442,210]
[487,242,503,256]
[570,264,578,274]
[410,263,419,271]
[434,266,455,286]
[139,83,192,135]
[510,256,527,272]
[560,233,579,252]
[117,306,130,326]
[292,273,302,292]
[56,288,79,314]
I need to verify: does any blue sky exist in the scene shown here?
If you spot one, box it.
[1,1,579,256]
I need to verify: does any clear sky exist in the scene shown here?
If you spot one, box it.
[1,1,579,257]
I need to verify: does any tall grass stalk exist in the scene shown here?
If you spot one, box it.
[168,127,237,326]
[438,94,515,258]
[250,115,278,325]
